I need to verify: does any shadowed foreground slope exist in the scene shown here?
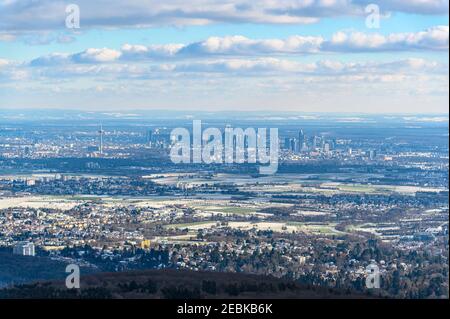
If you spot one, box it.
[0,269,375,299]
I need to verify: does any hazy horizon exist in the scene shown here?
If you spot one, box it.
[0,107,449,116]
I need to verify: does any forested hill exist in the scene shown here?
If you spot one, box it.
[0,268,375,299]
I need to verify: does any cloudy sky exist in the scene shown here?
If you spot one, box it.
[0,0,448,113]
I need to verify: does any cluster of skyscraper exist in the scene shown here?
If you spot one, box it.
[284,130,334,154]
[146,129,171,149]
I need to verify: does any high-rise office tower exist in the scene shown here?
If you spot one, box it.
[146,129,153,146]
[298,129,305,144]
[284,137,291,150]
[313,136,321,149]
[98,125,104,154]
[294,139,301,153]
[298,129,305,152]
[324,142,330,153]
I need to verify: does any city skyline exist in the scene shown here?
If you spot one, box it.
[0,114,448,299]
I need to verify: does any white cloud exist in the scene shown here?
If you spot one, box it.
[30,53,71,66]
[72,48,122,63]
[324,25,449,51]
[171,58,313,74]
[121,43,184,59]
[2,56,447,113]
[21,55,449,80]
[179,35,325,55]
[367,0,449,15]
[27,26,448,69]
[0,33,16,41]
[0,0,447,32]
[0,59,10,67]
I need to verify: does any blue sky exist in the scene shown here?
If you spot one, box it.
[0,0,448,113]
